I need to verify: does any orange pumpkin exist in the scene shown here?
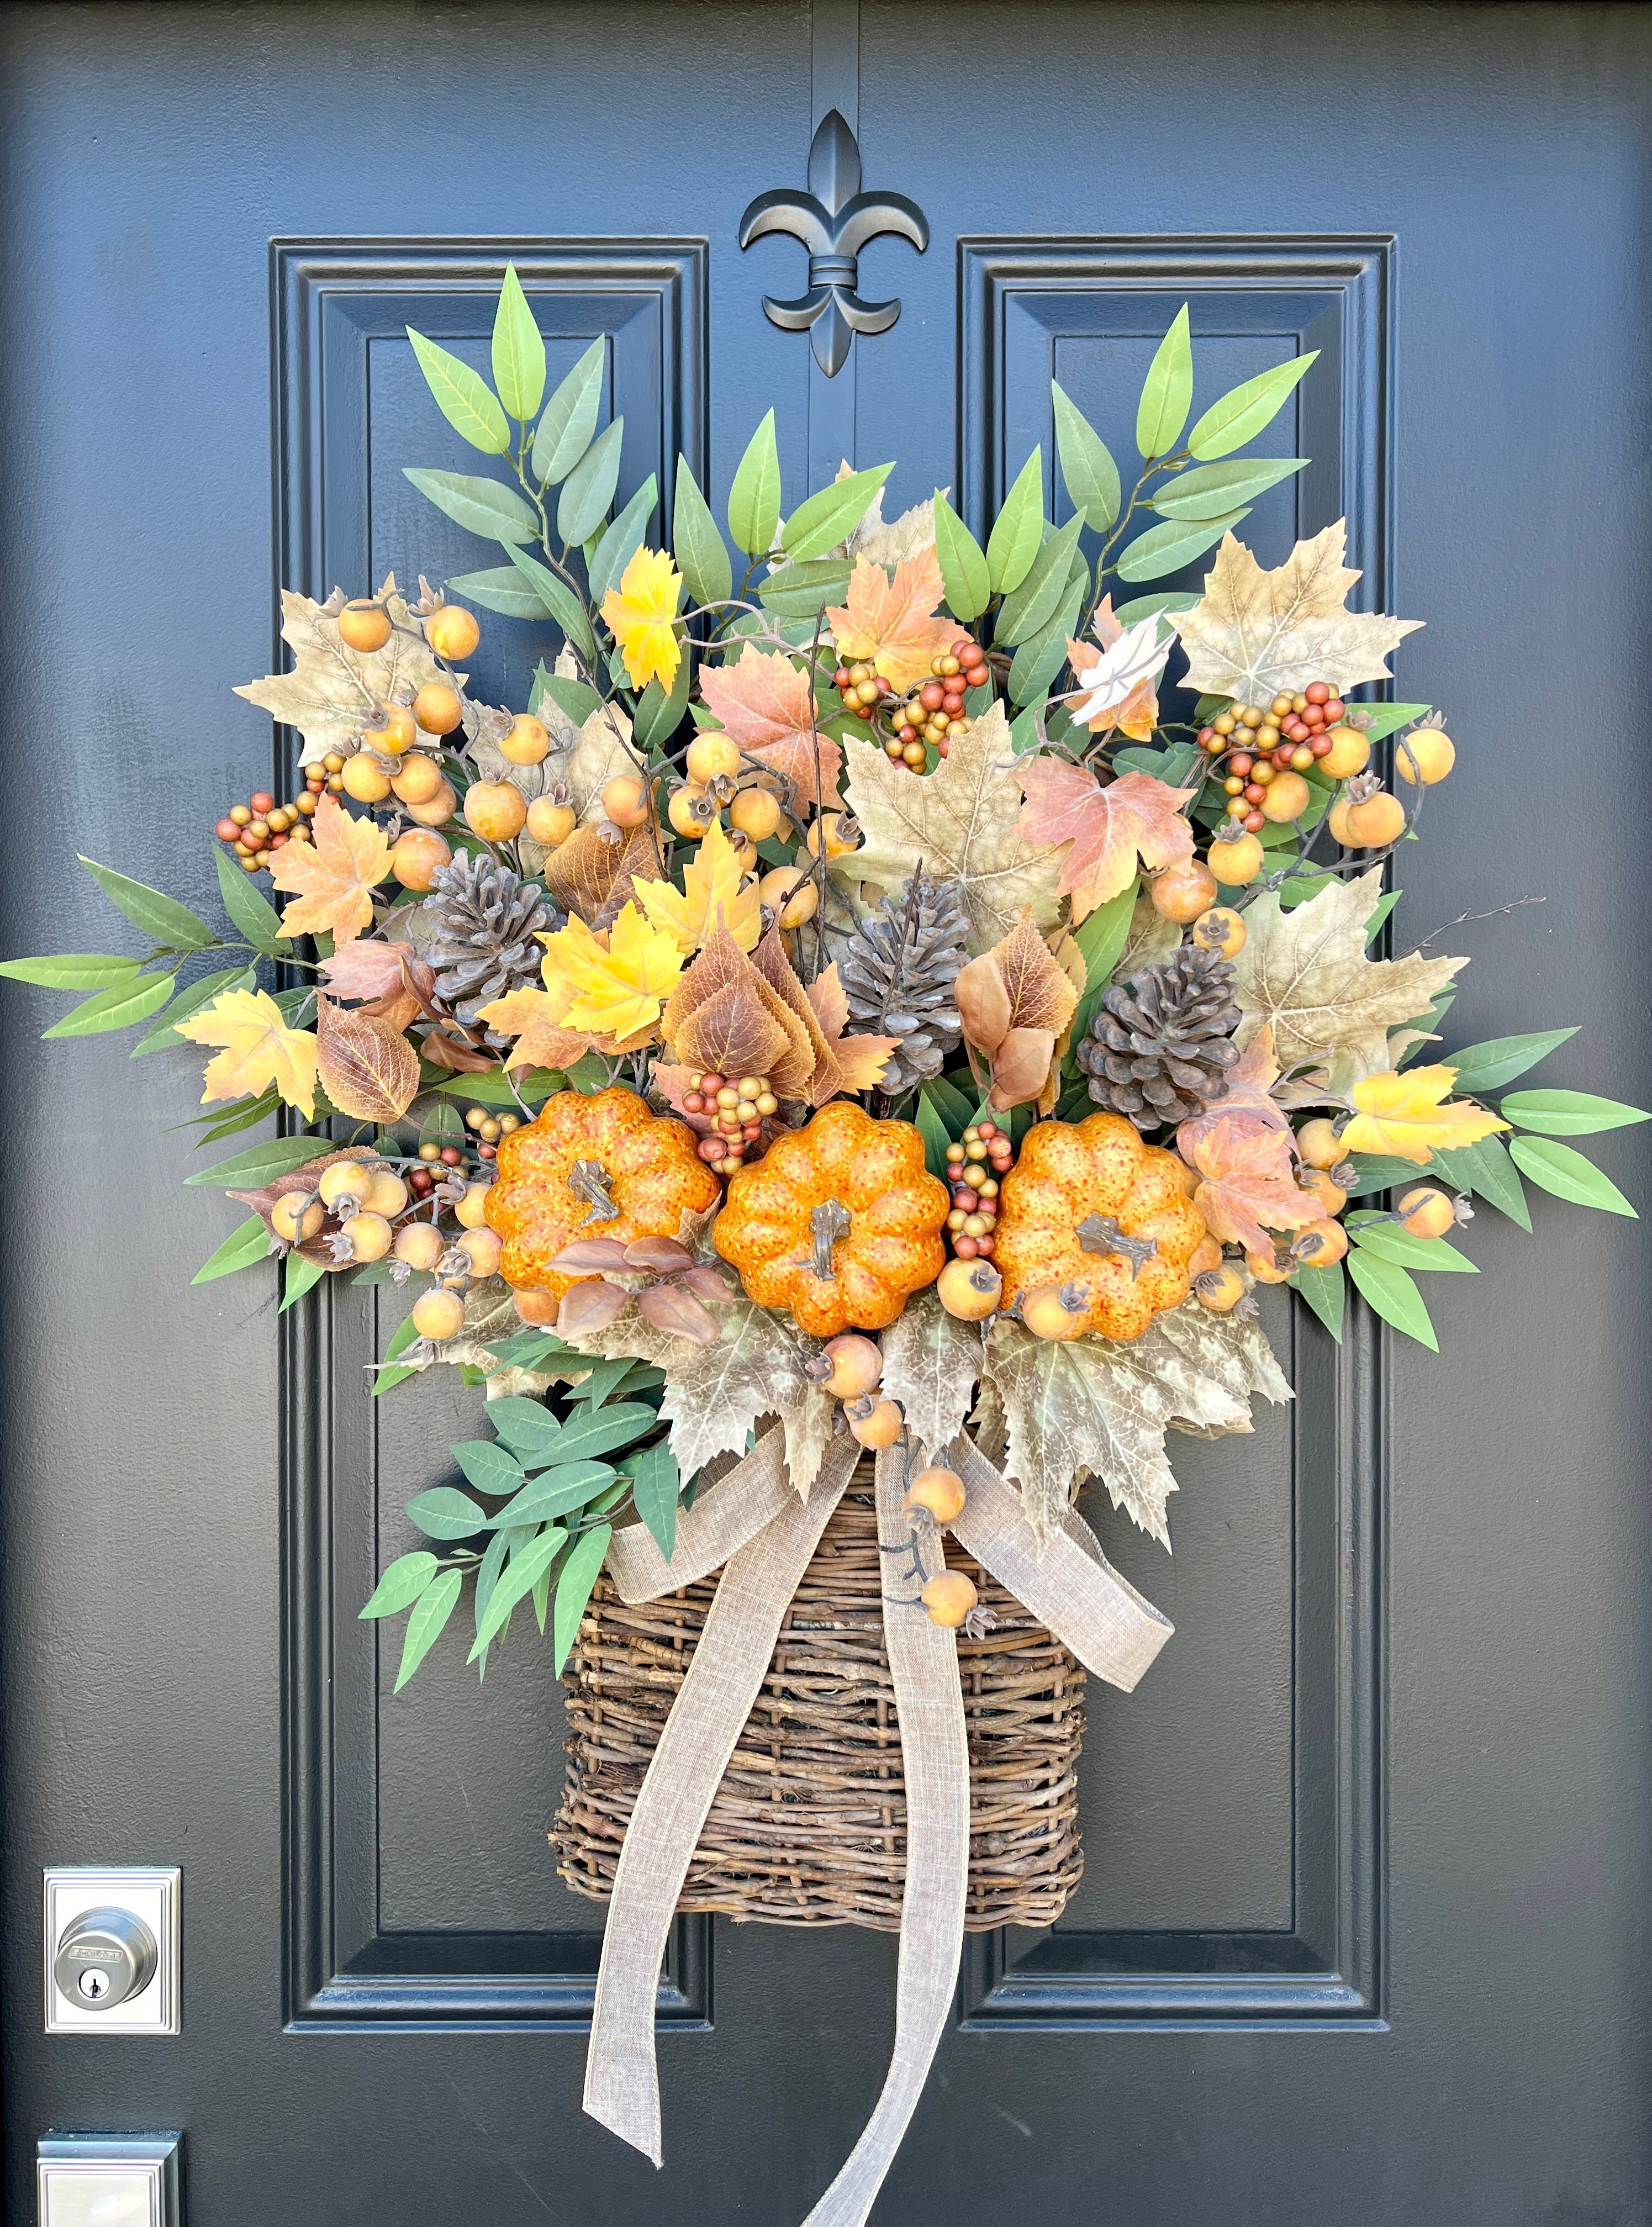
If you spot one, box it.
[485,1086,720,1303]
[993,1111,1207,1341]
[712,1100,948,1337]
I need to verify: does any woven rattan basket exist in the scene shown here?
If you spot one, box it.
[552,1463,1086,1930]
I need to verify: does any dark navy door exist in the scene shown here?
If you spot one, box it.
[4,5,1649,2221]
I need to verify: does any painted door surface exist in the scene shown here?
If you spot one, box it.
[3,5,1649,2221]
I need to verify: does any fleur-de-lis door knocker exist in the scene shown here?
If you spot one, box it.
[739,109,929,376]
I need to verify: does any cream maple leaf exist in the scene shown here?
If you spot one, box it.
[1015,758,1195,923]
[175,986,319,1118]
[233,576,453,769]
[1178,521,1422,703]
[1064,602,1176,731]
[825,546,957,692]
[267,793,394,945]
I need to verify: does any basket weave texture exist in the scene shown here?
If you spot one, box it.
[552,1466,1086,1930]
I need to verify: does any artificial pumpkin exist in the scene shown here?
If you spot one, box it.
[713,1100,948,1337]
[485,1086,720,1303]
[992,1111,1207,1341]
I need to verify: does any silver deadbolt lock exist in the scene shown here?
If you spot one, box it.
[53,1906,158,2011]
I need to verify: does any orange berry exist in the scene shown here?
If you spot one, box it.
[668,785,710,838]
[453,1181,492,1230]
[1191,905,1246,957]
[1396,726,1454,785]
[463,780,528,841]
[364,703,417,755]
[460,1225,503,1277]
[729,787,782,842]
[340,1211,394,1263]
[758,865,817,929]
[1194,1264,1247,1313]
[1260,770,1311,822]
[1399,1186,1456,1238]
[413,683,463,735]
[526,796,577,846]
[392,753,445,806]
[601,773,650,827]
[391,827,452,891]
[393,1223,446,1272]
[318,1160,373,1210]
[341,752,392,803]
[1149,859,1220,923]
[1188,1234,1224,1278]
[513,1287,561,1324]
[1210,831,1265,885]
[921,1570,978,1628]
[362,1169,408,1217]
[499,714,551,766]
[803,811,858,859]
[1021,1282,1088,1341]
[1296,1117,1344,1168]
[1292,1217,1348,1266]
[685,732,741,786]
[405,777,457,827]
[1301,1167,1349,1217]
[1244,1248,1292,1285]
[337,600,392,653]
[845,1394,904,1449]
[1318,725,1371,780]
[817,1334,884,1399]
[937,1257,1001,1320]
[412,1287,467,1342]
[1342,790,1406,847]
[426,605,479,661]
[905,1466,968,1525]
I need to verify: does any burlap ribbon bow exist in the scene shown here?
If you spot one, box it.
[582,1423,1173,2224]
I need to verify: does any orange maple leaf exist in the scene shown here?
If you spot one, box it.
[269,793,394,944]
[1176,1024,1290,1159]
[696,647,844,810]
[826,547,957,692]
[1015,759,1195,922]
[804,963,897,1096]
[1185,1114,1322,1258]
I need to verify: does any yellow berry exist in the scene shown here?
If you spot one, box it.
[454,1181,493,1230]
[1191,905,1246,957]
[526,796,577,846]
[668,785,710,838]
[463,780,528,841]
[412,1287,467,1342]
[1396,726,1454,785]
[758,865,818,930]
[271,1192,324,1244]
[921,1570,978,1628]
[341,1211,394,1262]
[391,828,452,891]
[460,1226,503,1277]
[905,1467,967,1524]
[499,714,551,766]
[426,606,480,661]
[393,1222,446,1271]
[937,1257,1001,1321]
[1399,1186,1456,1238]
[685,732,742,786]
[730,787,782,842]
[1296,1118,1344,1168]
[1195,1264,1247,1312]
[845,1394,904,1449]
[1210,832,1265,885]
[1021,1282,1087,1341]
[337,600,392,652]
[1319,725,1370,780]
[341,752,393,803]
[362,1169,409,1218]
[413,683,464,735]
[318,1160,373,1210]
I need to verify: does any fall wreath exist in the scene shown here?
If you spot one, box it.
[12,274,1645,2223]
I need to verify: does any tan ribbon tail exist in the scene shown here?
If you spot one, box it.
[583,1434,858,2162]
[949,1436,1173,1693]
[801,1443,971,2227]
[606,1424,800,1603]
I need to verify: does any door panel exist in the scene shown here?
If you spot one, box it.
[4,6,1650,2223]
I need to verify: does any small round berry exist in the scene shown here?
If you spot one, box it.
[730,787,782,841]
[601,774,650,828]
[413,683,465,735]
[526,796,578,846]
[1399,1186,1456,1239]
[362,1169,408,1218]
[921,1570,979,1629]
[426,606,480,661]
[685,732,742,786]
[1296,1118,1345,1169]
[1194,1265,1247,1313]
[817,1333,884,1399]
[405,778,458,827]
[1021,1283,1088,1342]
[453,1181,492,1229]
[341,1211,394,1262]
[1149,859,1220,923]
[391,827,452,891]
[1395,726,1454,785]
[460,1226,504,1277]
[271,1192,324,1244]
[319,1160,374,1210]
[1191,905,1247,957]
[342,752,393,803]
[845,1394,904,1449]
[338,601,392,652]
[412,1286,467,1342]
[463,780,529,841]
[499,714,551,766]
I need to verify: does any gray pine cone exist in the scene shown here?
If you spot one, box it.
[423,852,562,1028]
[1075,941,1241,1130]
[837,871,969,1096]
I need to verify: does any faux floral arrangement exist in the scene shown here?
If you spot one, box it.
[10,272,1644,2218]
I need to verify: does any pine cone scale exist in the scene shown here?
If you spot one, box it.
[1079,942,1242,1133]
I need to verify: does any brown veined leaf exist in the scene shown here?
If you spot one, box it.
[315,996,421,1122]
[174,986,319,1118]
[695,647,845,810]
[825,546,958,693]
[803,965,898,1095]
[988,1027,1058,1112]
[1015,759,1195,925]
[1185,1114,1322,1258]
[233,574,456,769]
[660,923,814,1097]
[419,1029,501,1075]
[541,819,657,927]
[957,907,1079,1056]
[479,974,599,1074]
[268,793,394,945]
[318,941,435,1033]
[560,700,645,825]
[750,925,842,1105]
[1178,521,1423,704]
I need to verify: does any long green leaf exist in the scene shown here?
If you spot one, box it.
[1187,352,1318,461]
[361,1551,439,1619]
[532,336,606,485]
[556,415,625,545]
[756,560,853,619]
[42,971,176,1038]
[553,1525,611,1672]
[370,1309,424,1396]
[402,467,538,543]
[404,1486,488,1540]
[1347,1248,1438,1350]
[489,1464,616,1531]
[405,327,510,455]
[1292,1259,1346,1341]
[1443,1028,1577,1094]
[1051,383,1121,530]
[727,409,782,557]
[587,473,661,605]
[491,262,546,421]
[1135,305,1193,458]
[915,1089,952,1180]
[531,665,601,728]
[1067,880,1141,1058]
[1508,1137,1638,1216]
[532,1401,660,1468]
[985,448,1044,595]
[1427,1136,1529,1229]
[1115,508,1250,583]
[450,1439,527,1497]
[482,1395,564,1460]
[995,516,1084,646]
[0,953,141,991]
[78,857,214,949]
[184,1134,327,1188]
[133,965,253,1054]
[280,1248,326,1312]
[213,845,284,956]
[1349,1222,1478,1273]
[445,563,555,621]
[395,1568,463,1691]
[931,489,990,620]
[191,1212,271,1285]
[673,456,734,607]
[629,1441,680,1564]
[1498,1089,1650,1137]
[502,546,597,659]
[1151,457,1307,520]
[468,1528,568,1659]
[1007,564,1085,706]
[633,636,691,751]
[781,463,893,563]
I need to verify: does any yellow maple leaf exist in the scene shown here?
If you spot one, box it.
[174,986,319,1118]
[826,546,957,692]
[478,977,599,1073]
[601,546,683,694]
[633,818,761,953]
[1339,1064,1510,1165]
[268,793,394,944]
[541,901,683,1045]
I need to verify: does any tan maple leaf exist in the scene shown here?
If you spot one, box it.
[634,819,761,953]
[695,648,845,811]
[1178,521,1423,704]
[1185,1114,1322,1259]
[804,963,898,1095]
[840,703,1064,952]
[1016,758,1195,924]
[315,996,420,1123]
[955,907,1080,1112]
[560,700,646,825]
[879,1286,981,1454]
[268,793,394,945]
[826,546,957,692]
[174,986,318,1118]
[233,576,454,768]
[1230,868,1466,1094]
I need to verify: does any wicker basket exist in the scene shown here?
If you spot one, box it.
[552,1465,1086,1930]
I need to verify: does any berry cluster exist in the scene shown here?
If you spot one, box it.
[891,638,991,766]
[1198,681,1370,835]
[682,1071,780,1175]
[215,789,318,873]
[460,1105,525,1164]
[943,1118,1014,1259]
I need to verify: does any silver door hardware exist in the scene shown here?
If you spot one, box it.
[39,2133,181,2227]
[44,1867,180,2035]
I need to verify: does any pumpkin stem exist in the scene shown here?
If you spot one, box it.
[808,1197,853,1280]
[1076,1212,1158,1280]
[568,1158,622,1226]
